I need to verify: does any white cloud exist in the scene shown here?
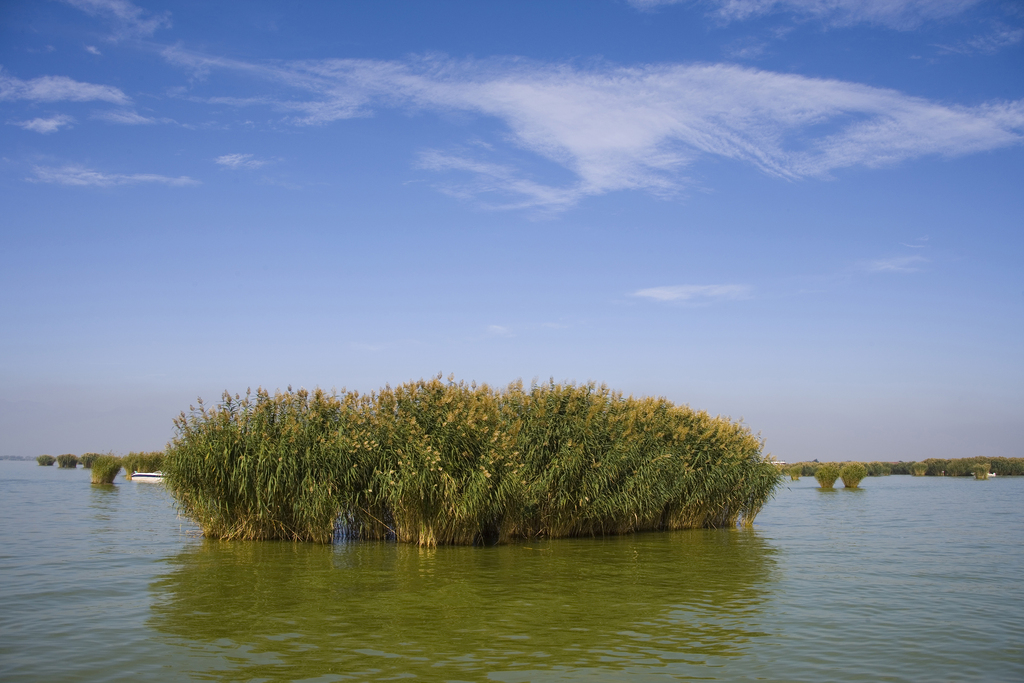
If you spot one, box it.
[214,153,269,170]
[30,164,198,187]
[92,109,158,124]
[85,45,102,55]
[161,52,1024,209]
[629,1,983,29]
[867,255,928,272]
[10,115,74,133]
[486,325,512,336]
[633,284,751,301]
[0,67,129,104]
[61,0,171,39]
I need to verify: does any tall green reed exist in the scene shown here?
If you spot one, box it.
[165,388,353,543]
[814,463,841,489]
[37,455,56,466]
[164,378,783,545]
[91,456,122,484]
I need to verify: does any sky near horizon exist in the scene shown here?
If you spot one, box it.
[1,0,1021,461]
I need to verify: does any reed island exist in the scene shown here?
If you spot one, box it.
[163,377,783,545]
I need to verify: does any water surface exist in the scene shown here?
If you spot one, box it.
[1,462,1020,681]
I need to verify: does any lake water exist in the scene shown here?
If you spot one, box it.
[1,461,1021,682]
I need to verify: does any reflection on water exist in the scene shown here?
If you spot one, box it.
[87,483,118,518]
[149,531,776,681]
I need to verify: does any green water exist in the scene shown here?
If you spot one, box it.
[1,462,1021,682]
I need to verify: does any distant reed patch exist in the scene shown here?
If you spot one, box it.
[56,454,79,469]
[36,455,56,466]
[787,457,1022,479]
[165,378,783,545]
[79,453,101,469]
[121,451,164,479]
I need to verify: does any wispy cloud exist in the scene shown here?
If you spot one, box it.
[417,150,581,210]
[10,115,74,133]
[61,0,171,40]
[724,36,770,59]
[0,67,129,104]
[92,109,161,124]
[937,23,1024,54]
[214,153,269,170]
[629,1,984,29]
[866,255,928,272]
[85,45,102,55]
[900,236,930,248]
[486,324,513,337]
[633,284,751,302]
[29,164,198,187]
[159,51,1024,209]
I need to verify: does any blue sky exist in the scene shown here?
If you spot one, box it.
[1,0,1021,461]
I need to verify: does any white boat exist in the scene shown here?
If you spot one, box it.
[131,471,164,482]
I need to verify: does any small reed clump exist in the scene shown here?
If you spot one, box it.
[91,456,122,484]
[787,465,802,481]
[56,454,79,469]
[79,453,101,468]
[165,378,784,545]
[37,455,56,466]
[973,464,990,480]
[814,463,841,489]
[840,462,867,488]
[911,463,928,476]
